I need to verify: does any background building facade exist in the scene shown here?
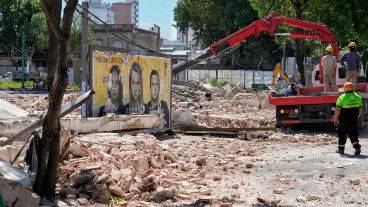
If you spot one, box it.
[88,0,114,24]
[112,0,139,26]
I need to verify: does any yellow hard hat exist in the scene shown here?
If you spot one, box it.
[343,82,353,92]
[348,42,356,48]
[325,46,333,52]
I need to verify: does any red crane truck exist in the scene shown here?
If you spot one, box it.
[172,13,368,128]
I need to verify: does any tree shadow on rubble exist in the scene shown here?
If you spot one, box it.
[173,198,249,207]
[254,205,295,207]
[285,123,336,133]
[155,134,178,141]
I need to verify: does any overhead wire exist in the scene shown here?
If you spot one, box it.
[177,45,241,71]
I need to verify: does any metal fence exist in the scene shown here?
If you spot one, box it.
[177,69,274,88]
[0,65,17,75]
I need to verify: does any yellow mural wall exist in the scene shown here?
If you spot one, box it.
[91,50,171,128]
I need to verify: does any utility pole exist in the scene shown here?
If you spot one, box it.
[81,1,88,118]
[21,32,26,88]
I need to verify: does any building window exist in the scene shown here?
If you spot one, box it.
[96,39,103,46]
[112,40,123,48]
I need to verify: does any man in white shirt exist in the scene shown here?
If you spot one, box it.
[322,45,337,92]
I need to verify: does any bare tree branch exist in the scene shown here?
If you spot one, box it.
[61,0,78,38]
[40,0,63,40]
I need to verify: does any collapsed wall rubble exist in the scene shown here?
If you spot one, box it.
[57,134,185,205]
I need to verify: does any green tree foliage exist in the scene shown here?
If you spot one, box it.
[174,0,282,68]
[307,0,368,68]
[174,0,258,46]
[250,0,312,84]
[0,0,91,56]
[70,13,97,56]
[0,0,42,55]
[250,0,368,64]
[30,12,48,51]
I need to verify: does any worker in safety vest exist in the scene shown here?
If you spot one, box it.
[340,42,362,89]
[334,82,362,155]
[322,45,337,92]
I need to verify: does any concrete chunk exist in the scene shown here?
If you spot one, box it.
[0,99,29,118]
[0,161,39,207]
[60,115,160,134]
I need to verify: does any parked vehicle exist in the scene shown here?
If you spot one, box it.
[0,72,13,82]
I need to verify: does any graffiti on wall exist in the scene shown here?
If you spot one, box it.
[91,50,171,128]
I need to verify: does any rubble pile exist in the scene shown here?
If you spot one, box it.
[172,93,275,128]
[56,133,267,206]
[193,107,274,128]
[2,94,48,117]
[268,131,336,144]
[1,92,81,118]
[172,81,212,102]
[57,134,187,205]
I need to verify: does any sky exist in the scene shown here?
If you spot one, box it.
[107,0,178,41]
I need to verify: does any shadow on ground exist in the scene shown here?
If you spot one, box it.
[340,153,368,159]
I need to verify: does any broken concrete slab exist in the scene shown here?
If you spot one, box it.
[60,115,160,134]
[171,111,195,127]
[0,144,23,163]
[0,118,36,137]
[0,160,39,207]
[0,99,29,119]
[0,159,30,185]
[0,176,40,207]
[1,90,93,146]
[233,98,260,108]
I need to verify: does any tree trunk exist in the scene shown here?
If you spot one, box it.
[293,2,306,85]
[43,39,69,198]
[33,0,78,199]
[46,0,61,93]
[33,40,69,200]
[294,39,305,85]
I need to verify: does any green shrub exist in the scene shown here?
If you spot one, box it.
[109,196,123,207]
[24,81,34,88]
[210,78,230,88]
[70,85,81,92]
[0,81,34,89]
[199,74,210,84]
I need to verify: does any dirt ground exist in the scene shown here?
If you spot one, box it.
[1,91,368,207]
[164,133,368,207]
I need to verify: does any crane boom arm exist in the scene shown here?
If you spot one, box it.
[172,13,338,76]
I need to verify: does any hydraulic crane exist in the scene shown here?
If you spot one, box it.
[171,14,368,128]
[172,13,339,83]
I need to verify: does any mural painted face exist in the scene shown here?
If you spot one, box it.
[150,74,160,101]
[131,70,141,101]
[109,70,120,102]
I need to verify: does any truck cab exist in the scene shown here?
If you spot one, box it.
[311,63,365,87]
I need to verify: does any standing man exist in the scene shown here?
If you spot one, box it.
[340,42,362,89]
[145,70,170,128]
[334,82,362,155]
[322,45,337,92]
